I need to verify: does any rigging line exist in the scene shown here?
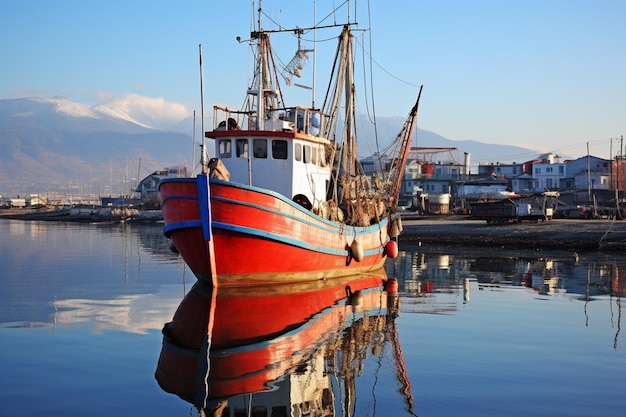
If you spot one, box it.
[260,0,349,34]
[356,37,422,89]
[353,96,377,157]
[267,39,286,106]
[357,29,380,158]
[598,216,615,245]
[318,0,350,27]
[367,14,384,161]
[364,0,378,133]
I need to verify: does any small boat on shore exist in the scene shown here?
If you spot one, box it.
[159,2,421,286]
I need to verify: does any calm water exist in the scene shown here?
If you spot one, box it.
[1,218,624,417]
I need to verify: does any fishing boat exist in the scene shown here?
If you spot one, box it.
[155,271,414,415]
[159,2,422,286]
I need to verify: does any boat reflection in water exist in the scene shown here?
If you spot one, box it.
[155,271,411,416]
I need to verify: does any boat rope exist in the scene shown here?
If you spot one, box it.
[598,215,616,246]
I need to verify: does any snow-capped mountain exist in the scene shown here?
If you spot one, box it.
[0,96,537,196]
[0,97,194,195]
[0,96,189,132]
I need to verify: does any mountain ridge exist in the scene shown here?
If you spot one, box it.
[0,97,538,196]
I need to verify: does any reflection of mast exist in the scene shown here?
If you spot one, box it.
[157,275,407,415]
[388,293,418,416]
[611,263,623,349]
[615,296,621,350]
[195,285,217,413]
[584,264,592,326]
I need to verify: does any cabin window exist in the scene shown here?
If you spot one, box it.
[310,112,320,135]
[320,146,327,167]
[218,139,232,158]
[272,140,288,160]
[311,146,317,165]
[303,144,311,163]
[296,110,304,132]
[295,143,302,162]
[236,139,248,158]
[253,139,267,158]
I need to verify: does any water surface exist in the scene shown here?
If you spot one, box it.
[1,219,624,416]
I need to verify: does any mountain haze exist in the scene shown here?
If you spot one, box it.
[0,97,193,196]
[0,97,537,196]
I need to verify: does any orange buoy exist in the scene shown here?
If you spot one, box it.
[385,240,398,259]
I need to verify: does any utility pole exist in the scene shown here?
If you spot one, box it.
[612,136,624,220]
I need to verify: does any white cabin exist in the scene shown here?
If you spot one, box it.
[208,106,333,210]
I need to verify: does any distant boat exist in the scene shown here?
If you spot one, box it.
[159,2,421,286]
[155,271,413,414]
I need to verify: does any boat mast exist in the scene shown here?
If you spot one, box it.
[311,1,317,109]
[255,2,265,128]
[199,44,208,174]
[248,1,284,130]
[387,86,423,211]
[343,26,356,175]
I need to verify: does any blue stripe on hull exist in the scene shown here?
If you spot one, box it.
[160,177,388,258]
[163,219,385,258]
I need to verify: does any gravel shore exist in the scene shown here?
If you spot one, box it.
[399,216,626,252]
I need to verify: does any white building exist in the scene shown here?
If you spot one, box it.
[531,153,566,192]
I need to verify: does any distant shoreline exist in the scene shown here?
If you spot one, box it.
[2,209,625,252]
[0,207,162,223]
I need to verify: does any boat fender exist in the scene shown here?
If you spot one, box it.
[350,239,363,262]
[384,278,399,294]
[385,240,398,259]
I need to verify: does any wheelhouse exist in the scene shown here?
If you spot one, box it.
[207,106,333,211]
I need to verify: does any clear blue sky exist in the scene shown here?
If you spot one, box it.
[2,0,625,161]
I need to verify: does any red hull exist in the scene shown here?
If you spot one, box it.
[160,175,391,286]
[155,272,394,404]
